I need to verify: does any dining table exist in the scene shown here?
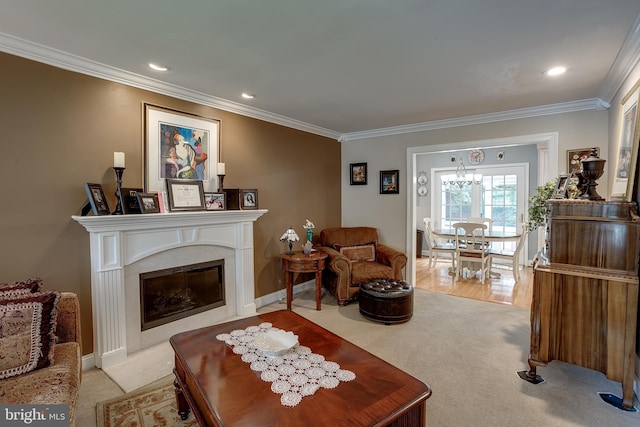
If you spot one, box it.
[431,228,522,243]
[431,228,523,277]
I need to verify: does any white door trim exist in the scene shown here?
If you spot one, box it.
[405,132,558,287]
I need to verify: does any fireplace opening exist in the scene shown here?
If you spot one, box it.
[140,259,225,331]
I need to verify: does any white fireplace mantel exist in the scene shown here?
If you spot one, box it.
[72,210,267,369]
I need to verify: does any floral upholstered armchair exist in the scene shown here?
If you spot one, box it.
[317,227,407,306]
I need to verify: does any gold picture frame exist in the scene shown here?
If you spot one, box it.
[611,79,640,200]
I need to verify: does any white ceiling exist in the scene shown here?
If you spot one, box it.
[2,1,640,140]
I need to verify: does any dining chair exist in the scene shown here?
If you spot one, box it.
[465,217,493,248]
[490,225,527,283]
[423,217,456,270]
[453,222,492,283]
[465,217,493,231]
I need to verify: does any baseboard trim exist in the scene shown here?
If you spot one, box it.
[254,279,316,308]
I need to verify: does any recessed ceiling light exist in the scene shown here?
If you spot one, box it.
[148,63,169,72]
[545,66,567,76]
[241,93,255,99]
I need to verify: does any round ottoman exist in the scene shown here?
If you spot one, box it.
[358,279,413,324]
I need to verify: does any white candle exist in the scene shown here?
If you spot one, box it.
[114,152,125,168]
[217,162,226,175]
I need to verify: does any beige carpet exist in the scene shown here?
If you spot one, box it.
[90,289,639,427]
[96,376,198,427]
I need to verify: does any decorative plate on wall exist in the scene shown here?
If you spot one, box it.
[468,149,485,165]
[417,172,428,185]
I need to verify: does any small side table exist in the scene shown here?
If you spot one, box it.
[280,250,328,310]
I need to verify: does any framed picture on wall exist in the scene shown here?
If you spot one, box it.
[350,163,367,185]
[611,79,640,200]
[144,103,220,193]
[380,170,399,194]
[567,147,598,175]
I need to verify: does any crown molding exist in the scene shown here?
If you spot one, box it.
[0,32,341,141]
[1,27,634,144]
[599,14,640,102]
[338,98,609,142]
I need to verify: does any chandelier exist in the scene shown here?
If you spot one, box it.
[442,160,482,189]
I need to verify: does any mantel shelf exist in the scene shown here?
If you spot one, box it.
[72,209,268,232]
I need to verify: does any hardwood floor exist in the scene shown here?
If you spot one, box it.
[414,256,533,309]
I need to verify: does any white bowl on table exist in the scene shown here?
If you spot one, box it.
[254,329,299,357]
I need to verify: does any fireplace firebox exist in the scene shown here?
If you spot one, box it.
[140,259,225,331]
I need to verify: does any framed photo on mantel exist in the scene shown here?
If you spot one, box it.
[166,179,205,211]
[83,183,111,216]
[136,193,161,214]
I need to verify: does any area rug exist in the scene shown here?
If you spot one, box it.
[96,376,198,427]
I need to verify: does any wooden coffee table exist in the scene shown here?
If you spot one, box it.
[171,310,431,426]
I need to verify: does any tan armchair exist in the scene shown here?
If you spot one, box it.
[317,227,407,306]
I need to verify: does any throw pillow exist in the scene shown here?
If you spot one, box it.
[0,291,60,379]
[334,242,377,262]
[0,277,44,295]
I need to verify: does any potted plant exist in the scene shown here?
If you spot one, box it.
[527,178,558,232]
[528,177,580,265]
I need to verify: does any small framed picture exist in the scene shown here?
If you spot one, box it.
[166,179,205,211]
[121,187,143,214]
[567,147,598,175]
[136,193,161,213]
[204,192,226,210]
[84,183,111,215]
[241,189,258,210]
[350,162,367,185]
[553,174,570,199]
[380,170,399,194]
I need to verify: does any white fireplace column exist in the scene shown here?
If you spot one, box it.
[72,210,267,369]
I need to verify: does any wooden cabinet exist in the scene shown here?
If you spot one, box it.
[524,200,640,409]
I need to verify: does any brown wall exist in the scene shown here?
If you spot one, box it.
[0,52,342,355]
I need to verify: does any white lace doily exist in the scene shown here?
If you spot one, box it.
[216,322,356,407]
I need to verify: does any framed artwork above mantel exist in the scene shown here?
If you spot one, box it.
[144,104,220,193]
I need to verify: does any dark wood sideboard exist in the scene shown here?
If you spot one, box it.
[524,200,640,410]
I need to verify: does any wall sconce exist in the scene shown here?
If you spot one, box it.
[279,227,300,255]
